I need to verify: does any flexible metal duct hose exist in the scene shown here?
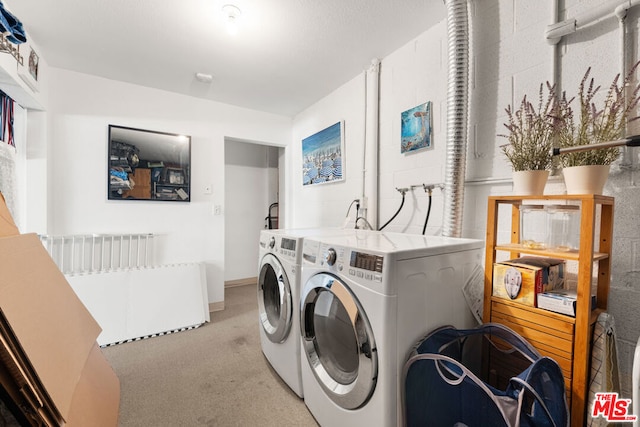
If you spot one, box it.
[442,0,470,238]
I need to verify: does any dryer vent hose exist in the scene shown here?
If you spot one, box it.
[442,0,470,238]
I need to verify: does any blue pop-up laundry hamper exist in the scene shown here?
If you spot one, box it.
[402,323,569,427]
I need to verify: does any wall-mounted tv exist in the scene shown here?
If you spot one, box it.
[108,125,191,202]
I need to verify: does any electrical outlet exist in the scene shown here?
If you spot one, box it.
[359,196,368,216]
[214,205,222,215]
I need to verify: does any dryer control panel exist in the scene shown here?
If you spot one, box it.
[317,244,347,271]
[309,243,384,284]
[348,250,383,283]
[350,251,383,273]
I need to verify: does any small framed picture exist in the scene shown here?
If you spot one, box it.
[17,44,39,92]
[28,47,39,81]
[301,121,345,186]
[401,101,432,153]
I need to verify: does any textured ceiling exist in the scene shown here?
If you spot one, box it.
[5,0,445,117]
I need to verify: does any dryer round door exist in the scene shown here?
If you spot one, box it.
[300,272,377,410]
[258,254,293,343]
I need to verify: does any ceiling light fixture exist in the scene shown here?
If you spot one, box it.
[222,4,242,36]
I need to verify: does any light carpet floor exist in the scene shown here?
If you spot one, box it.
[102,284,318,426]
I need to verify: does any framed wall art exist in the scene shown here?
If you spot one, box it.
[301,121,344,186]
[401,101,432,153]
[17,43,39,92]
[108,125,191,202]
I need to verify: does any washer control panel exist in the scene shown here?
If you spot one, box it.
[275,237,297,260]
[350,251,383,273]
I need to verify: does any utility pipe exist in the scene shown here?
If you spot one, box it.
[363,58,380,229]
[615,4,636,167]
[615,0,640,21]
[549,0,560,88]
[546,0,640,41]
[617,6,628,85]
[361,70,367,211]
[547,0,640,168]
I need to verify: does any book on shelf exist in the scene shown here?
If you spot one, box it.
[537,289,596,317]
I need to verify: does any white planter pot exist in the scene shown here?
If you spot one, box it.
[512,170,549,196]
[562,164,610,195]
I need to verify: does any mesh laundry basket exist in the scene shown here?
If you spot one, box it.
[402,323,568,427]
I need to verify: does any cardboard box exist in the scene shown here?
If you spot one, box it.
[0,196,120,425]
[0,192,19,236]
[492,257,565,307]
[537,289,596,317]
[67,344,121,426]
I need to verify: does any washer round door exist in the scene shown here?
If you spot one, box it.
[300,272,377,410]
[258,253,292,343]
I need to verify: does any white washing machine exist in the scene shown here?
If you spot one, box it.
[299,231,483,426]
[257,228,364,398]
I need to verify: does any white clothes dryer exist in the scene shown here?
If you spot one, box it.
[299,231,483,426]
[257,228,363,398]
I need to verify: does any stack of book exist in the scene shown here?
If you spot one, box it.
[537,289,596,317]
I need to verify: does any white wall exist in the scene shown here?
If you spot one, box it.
[266,146,280,227]
[23,110,48,233]
[224,141,279,281]
[46,68,291,305]
[377,21,449,235]
[287,73,366,229]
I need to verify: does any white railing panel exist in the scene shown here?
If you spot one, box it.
[39,233,154,275]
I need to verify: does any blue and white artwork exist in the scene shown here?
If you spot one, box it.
[401,101,432,153]
[302,121,344,186]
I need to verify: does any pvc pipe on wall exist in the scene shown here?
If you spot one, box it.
[546,0,640,41]
[549,0,560,87]
[363,59,380,229]
[547,0,640,168]
[615,6,638,167]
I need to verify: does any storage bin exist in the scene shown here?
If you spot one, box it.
[546,205,580,251]
[403,323,568,427]
[519,205,547,249]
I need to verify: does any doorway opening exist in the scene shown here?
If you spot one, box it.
[224,139,284,287]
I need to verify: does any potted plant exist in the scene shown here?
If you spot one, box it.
[499,82,557,195]
[555,61,640,194]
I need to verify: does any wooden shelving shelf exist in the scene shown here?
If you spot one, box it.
[495,243,609,262]
[482,194,614,427]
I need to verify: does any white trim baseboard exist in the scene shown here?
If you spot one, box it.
[224,277,257,288]
[209,301,225,313]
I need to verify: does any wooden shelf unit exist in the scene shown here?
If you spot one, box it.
[482,194,614,427]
